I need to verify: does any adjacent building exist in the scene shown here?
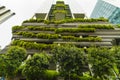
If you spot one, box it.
[91,0,120,24]
[0,5,15,24]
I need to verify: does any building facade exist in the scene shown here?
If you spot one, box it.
[1,1,120,54]
[91,0,120,24]
[1,1,120,80]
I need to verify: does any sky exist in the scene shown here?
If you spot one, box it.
[0,0,97,49]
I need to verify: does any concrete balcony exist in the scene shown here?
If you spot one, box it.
[22,21,111,27]
[54,41,112,47]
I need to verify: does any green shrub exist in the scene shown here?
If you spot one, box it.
[23,18,108,24]
[97,17,108,22]
[12,26,24,32]
[78,24,114,29]
[64,18,108,23]
[15,31,59,39]
[117,24,120,28]
[61,36,75,40]
[53,10,67,14]
[71,74,102,80]
[16,31,35,38]
[54,20,65,24]
[61,36,102,42]
[44,20,50,24]
[11,40,56,50]
[56,1,64,4]
[36,33,59,39]
[55,28,95,33]
[43,70,59,80]
[55,4,66,8]
[23,18,44,23]
[27,26,55,31]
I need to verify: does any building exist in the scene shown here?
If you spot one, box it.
[91,0,120,24]
[1,0,120,54]
[0,5,15,24]
[1,1,120,79]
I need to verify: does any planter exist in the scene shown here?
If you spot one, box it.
[53,41,112,47]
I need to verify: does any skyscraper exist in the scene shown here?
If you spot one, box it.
[91,0,120,24]
[1,1,120,79]
[2,0,119,55]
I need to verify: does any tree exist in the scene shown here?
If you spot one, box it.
[110,46,120,78]
[4,46,27,80]
[22,52,50,80]
[0,54,6,77]
[88,47,114,79]
[51,44,86,79]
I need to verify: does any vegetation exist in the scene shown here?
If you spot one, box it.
[16,32,59,39]
[55,4,66,8]
[88,47,115,79]
[56,1,64,4]
[27,26,55,31]
[22,53,50,80]
[36,33,59,39]
[1,45,120,79]
[23,17,108,24]
[55,28,95,33]
[117,24,120,28]
[12,26,25,32]
[0,54,6,77]
[15,31,102,42]
[110,46,120,77]
[12,24,113,34]
[0,46,27,80]
[11,40,55,50]
[51,44,87,79]
[64,18,108,23]
[23,18,44,23]
[53,10,67,14]
[1,1,118,79]
[43,70,59,80]
[62,36,102,42]
[16,31,36,38]
[78,24,114,29]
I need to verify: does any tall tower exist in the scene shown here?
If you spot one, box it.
[1,1,120,80]
[91,0,120,24]
[1,0,120,54]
